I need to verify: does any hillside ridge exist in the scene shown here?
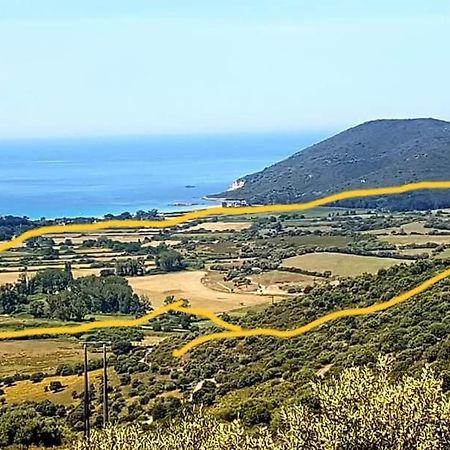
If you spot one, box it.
[214,118,450,210]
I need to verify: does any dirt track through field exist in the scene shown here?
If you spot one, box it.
[127,271,270,312]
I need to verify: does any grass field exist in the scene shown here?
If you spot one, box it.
[0,338,83,376]
[281,252,411,277]
[366,221,428,235]
[0,268,103,285]
[378,235,450,245]
[397,248,435,257]
[127,271,274,312]
[4,368,120,405]
[435,249,450,259]
[258,235,351,248]
[183,221,252,232]
[250,270,321,291]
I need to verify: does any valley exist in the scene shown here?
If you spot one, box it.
[1,203,450,433]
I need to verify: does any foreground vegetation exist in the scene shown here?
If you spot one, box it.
[73,359,450,450]
[1,206,450,447]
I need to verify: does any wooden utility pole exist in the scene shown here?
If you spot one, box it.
[83,343,90,441]
[102,343,109,427]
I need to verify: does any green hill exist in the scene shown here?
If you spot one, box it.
[151,259,450,425]
[214,118,450,210]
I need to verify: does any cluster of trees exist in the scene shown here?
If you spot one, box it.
[103,209,159,220]
[80,238,185,273]
[114,259,146,276]
[0,265,146,321]
[0,216,34,241]
[0,401,67,448]
[155,249,185,272]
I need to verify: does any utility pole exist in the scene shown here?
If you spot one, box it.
[102,343,109,427]
[83,343,90,442]
[82,340,111,438]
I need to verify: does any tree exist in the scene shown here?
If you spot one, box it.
[33,268,72,294]
[156,250,184,272]
[0,283,24,314]
[64,261,74,282]
[112,341,133,356]
[115,259,145,277]
[48,291,86,321]
[49,381,63,393]
[28,298,49,318]
[30,372,44,383]
[151,397,182,420]
[0,405,64,447]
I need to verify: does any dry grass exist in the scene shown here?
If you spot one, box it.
[0,272,24,284]
[366,221,428,235]
[72,248,112,254]
[142,240,181,248]
[379,235,450,245]
[435,248,450,259]
[183,221,252,232]
[127,271,273,312]
[281,252,411,277]
[397,248,435,257]
[249,270,321,294]
[0,268,103,285]
[0,339,83,376]
[4,368,120,405]
[51,230,159,245]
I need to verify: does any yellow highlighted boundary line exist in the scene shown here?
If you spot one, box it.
[0,180,450,357]
[0,303,242,341]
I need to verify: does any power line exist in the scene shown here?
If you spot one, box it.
[82,341,112,441]
[83,343,90,442]
[102,343,109,427]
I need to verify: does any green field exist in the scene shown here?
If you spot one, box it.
[258,235,351,247]
[0,338,83,376]
[281,252,411,277]
[378,235,450,245]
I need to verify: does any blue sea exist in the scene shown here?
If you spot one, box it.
[0,133,325,219]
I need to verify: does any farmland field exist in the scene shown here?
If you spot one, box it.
[435,248,450,259]
[378,235,450,245]
[281,252,411,277]
[0,338,83,376]
[4,368,120,405]
[0,267,103,285]
[127,271,274,312]
[183,221,252,232]
[397,248,435,257]
[257,235,351,247]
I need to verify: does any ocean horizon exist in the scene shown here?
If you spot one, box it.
[0,132,326,219]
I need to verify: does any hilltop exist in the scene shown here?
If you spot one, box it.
[214,118,450,210]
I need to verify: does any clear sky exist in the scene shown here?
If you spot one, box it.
[1,0,449,138]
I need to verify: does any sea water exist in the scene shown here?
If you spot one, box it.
[0,132,325,218]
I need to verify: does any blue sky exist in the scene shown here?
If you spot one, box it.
[0,0,449,138]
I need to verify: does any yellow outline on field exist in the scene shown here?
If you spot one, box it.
[0,180,450,357]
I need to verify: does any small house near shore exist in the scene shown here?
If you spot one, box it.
[221,200,249,208]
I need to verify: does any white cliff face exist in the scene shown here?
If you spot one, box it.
[228,179,245,191]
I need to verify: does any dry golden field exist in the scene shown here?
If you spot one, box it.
[183,221,252,232]
[127,270,273,312]
[4,368,121,405]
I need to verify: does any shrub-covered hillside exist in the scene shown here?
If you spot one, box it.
[214,118,450,210]
[148,259,450,424]
[73,359,450,450]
